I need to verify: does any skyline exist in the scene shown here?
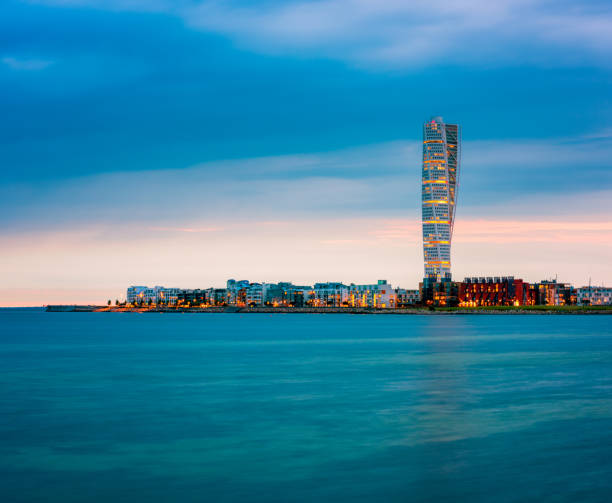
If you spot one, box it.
[1,0,612,306]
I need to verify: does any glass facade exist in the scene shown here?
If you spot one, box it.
[422,116,461,281]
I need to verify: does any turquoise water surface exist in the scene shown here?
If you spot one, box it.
[1,311,612,502]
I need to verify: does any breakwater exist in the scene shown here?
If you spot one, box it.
[46,305,612,314]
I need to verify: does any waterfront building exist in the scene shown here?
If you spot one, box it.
[288,287,312,307]
[226,279,250,306]
[420,280,460,306]
[422,116,461,282]
[246,283,263,306]
[459,277,534,306]
[127,286,148,304]
[204,288,228,306]
[261,282,313,307]
[395,288,420,306]
[177,289,193,305]
[533,280,576,305]
[145,287,158,303]
[577,286,612,306]
[280,283,314,307]
[312,282,349,307]
[227,279,249,290]
[261,283,284,306]
[157,287,180,305]
[126,286,180,305]
[348,280,396,308]
[177,289,209,306]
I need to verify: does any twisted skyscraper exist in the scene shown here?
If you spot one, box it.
[422,117,461,281]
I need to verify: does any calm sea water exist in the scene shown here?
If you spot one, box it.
[1,311,612,502]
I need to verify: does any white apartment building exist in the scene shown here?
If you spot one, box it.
[127,286,147,303]
[313,283,349,307]
[349,280,396,308]
[577,286,612,306]
[126,286,180,304]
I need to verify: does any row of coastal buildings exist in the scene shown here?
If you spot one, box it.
[127,280,419,308]
[424,277,612,306]
[126,278,612,307]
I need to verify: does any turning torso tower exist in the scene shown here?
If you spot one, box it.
[422,116,461,282]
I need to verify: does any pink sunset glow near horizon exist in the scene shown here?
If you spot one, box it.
[2,215,611,307]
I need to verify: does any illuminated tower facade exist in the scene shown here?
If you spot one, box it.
[422,116,460,281]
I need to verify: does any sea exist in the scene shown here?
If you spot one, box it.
[1,310,611,502]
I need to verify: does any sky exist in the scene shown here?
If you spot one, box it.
[1,0,612,306]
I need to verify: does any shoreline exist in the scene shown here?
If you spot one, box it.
[45,305,612,315]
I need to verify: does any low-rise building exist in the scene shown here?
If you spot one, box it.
[205,288,228,306]
[226,279,250,306]
[157,287,180,305]
[533,280,576,305]
[312,282,349,307]
[126,286,180,305]
[349,280,396,308]
[577,286,612,306]
[177,289,209,306]
[127,286,148,304]
[262,283,285,306]
[246,283,263,306]
[459,277,534,307]
[396,288,420,306]
[260,282,313,307]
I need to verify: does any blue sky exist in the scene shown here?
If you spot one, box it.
[1,0,612,304]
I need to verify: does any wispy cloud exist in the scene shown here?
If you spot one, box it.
[32,0,612,68]
[188,0,612,67]
[2,131,612,231]
[2,56,54,70]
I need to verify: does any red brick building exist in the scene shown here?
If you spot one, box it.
[459,277,535,306]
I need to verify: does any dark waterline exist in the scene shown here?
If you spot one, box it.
[1,311,611,502]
